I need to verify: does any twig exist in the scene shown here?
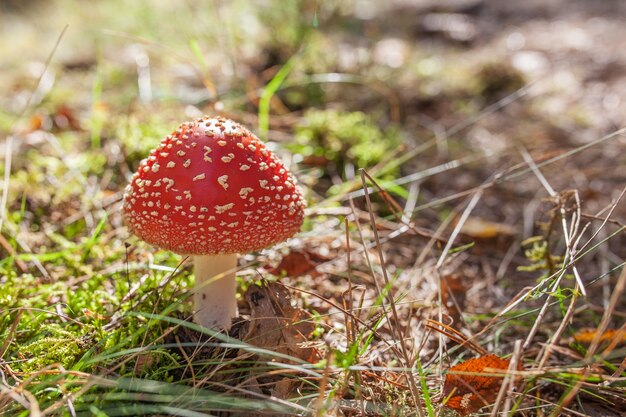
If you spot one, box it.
[490,339,523,416]
[550,266,626,416]
[0,312,23,361]
[359,169,424,416]
[423,319,488,356]
[537,291,579,369]
[0,233,27,272]
[501,340,523,415]
[518,148,585,355]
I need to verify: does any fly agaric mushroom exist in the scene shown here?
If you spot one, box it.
[122,116,305,330]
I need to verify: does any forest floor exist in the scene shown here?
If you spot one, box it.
[0,1,625,416]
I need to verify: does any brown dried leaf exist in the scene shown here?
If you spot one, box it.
[53,104,82,131]
[272,377,295,399]
[243,282,320,363]
[269,249,327,277]
[133,352,159,375]
[441,274,468,323]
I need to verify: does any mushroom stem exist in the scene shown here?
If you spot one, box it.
[193,253,238,330]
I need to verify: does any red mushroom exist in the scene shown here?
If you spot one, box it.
[122,116,305,330]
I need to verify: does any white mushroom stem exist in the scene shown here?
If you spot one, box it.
[193,253,238,330]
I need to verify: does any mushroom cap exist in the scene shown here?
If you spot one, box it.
[123,116,306,255]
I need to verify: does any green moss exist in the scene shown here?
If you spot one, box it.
[16,325,89,373]
[115,114,172,167]
[290,109,401,172]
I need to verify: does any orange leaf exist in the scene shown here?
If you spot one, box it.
[573,328,626,345]
[442,354,520,415]
[27,114,45,131]
[459,217,516,239]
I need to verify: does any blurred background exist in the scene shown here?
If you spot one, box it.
[2,0,625,261]
[1,2,626,415]
[3,0,626,135]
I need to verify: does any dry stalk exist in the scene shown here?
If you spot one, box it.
[549,266,626,416]
[359,169,424,416]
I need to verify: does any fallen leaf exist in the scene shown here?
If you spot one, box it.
[269,249,327,277]
[53,104,82,131]
[442,354,520,415]
[441,274,468,323]
[243,281,321,363]
[459,217,516,239]
[301,155,329,166]
[82,308,108,320]
[573,328,626,345]
[26,114,45,132]
[133,351,159,375]
[272,377,295,399]
[93,100,109,114]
